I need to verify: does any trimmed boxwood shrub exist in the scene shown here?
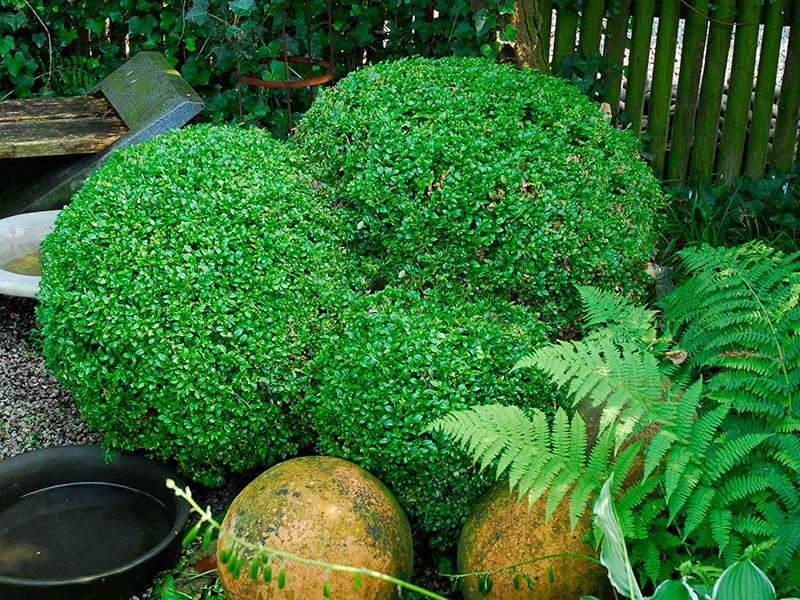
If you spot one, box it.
[36,124,350,485]
[302,287,562,550]
[295,56,665,329]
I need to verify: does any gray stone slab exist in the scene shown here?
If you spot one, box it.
[0,52,203,217]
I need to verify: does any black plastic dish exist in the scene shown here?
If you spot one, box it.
[0,445,190,600]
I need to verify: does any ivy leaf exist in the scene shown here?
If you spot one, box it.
[473,8,495,38]
[0,35,13,57]
[185,0,209,25]
[129,14,157,36]
[229,0,255,16]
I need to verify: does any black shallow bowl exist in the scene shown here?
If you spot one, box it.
[0,445,190,600]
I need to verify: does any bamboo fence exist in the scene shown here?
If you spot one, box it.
[539,0,800,184]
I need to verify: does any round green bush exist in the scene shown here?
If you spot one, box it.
[37,124,350,485]
[302,287,562,550]
[295,56,665,328]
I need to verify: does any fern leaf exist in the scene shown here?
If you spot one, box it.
[718,473,772,505]
[544,469,579,523]
[643,429,677,480]
[568,476,598,531]
[551,409,571,462]
[568,412,588,469]
[710,508,733,555]
[731,513,778,538]
[577,285,657,337]
[667,465,701,520]
[682,485,717,539]
[707,433,771,482]
[688,401,730,458]
[669,380,703,440]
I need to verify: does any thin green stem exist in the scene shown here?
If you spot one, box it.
[448,552,603,580]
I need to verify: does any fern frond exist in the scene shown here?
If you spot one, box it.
[544,468,580,521]
[717,474,771,505]
[427,403,536,471]
[682,485,717,539]
[688,401,730,458]
[643,429,677,480]
[669,381,703,440]
[706,433,771,482]
[761,504,800,573]
[667,464,701,520]
[577,285,657,338]
[663,243,800,415]
[515,337,670,437]
[710,508,733,555]
[731,513,779,538]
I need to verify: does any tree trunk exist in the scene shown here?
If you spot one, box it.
[509,0,550,73]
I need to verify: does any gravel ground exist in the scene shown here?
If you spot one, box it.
[0,292,238,598]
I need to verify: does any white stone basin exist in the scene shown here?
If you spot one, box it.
[0,210,60,298]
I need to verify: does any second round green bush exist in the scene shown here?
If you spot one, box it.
[296,56,664,328]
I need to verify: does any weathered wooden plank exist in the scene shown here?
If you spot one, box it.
[718,0,761,185]
[626,0,656,137]
[744,0,787,180]
[578,0,605,57]
[0,116,127,159]
[691,0,735,182]
[600,0,632,119]
[666,0,709,183]
[646,0,680,174]
[772,0,800,173]
[0,96,115,123]
[551,6,579,75]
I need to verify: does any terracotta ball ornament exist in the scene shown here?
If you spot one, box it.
[217,456,413,600]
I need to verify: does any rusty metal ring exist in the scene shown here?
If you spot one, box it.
[235,56,335,89]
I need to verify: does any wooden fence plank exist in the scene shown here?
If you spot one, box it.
[718,0,761,185]
[690,0,736,182]
[772,0,800,173]
[551,6,579,74]
[578,0,605,57]
[600,0,632,119]
[744,0,787,180]
[666,0,709,183]
[626,0,656,137]
[646,0,680,174]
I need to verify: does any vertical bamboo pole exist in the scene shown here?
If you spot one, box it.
[626,0,656,137]
[579,0,605,57]
[666,0,709,183]
[551,6,579,74]
[601,0,632,118]
[690,0,735,182]
[744,0,787,180]
[540,0,554,67]
[718,0,761,185]
[646,0,680,174]
[772,0,800,173]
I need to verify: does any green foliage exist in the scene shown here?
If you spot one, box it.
[295,57,664,329]
[430,243,800,594]
[0,0,517,128]
[661,165,800,258]
[585,475,800,600]
[36,124,350,485]
[302,287,562,550]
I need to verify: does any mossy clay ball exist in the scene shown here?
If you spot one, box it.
[217,456,414,600]
[458,480,614,600]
